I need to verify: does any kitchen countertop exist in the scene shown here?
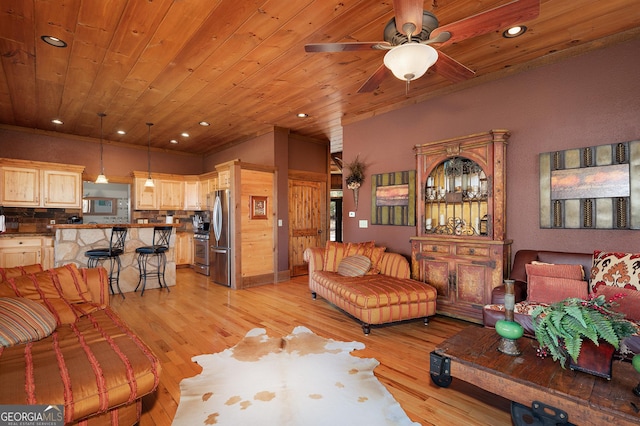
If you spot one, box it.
[0,232,54,237]
[49,223,183,230]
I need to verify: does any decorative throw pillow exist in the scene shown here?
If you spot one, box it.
[365,246,386,275]
[527,276,589,304]
[6,264,95,325]
[591,250,640,292]
[592,285,640,322]
[337,255,372,277]
[525,263,587,303]
[525,263,585,281]
[0,264,43,283]
[323,241,349,272]
[345,241,376,257]
[0,297,57,347]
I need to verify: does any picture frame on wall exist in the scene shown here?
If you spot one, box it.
[371,170,416,226]
[250,195,268,220]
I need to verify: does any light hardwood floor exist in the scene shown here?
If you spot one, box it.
[111,269,511,425]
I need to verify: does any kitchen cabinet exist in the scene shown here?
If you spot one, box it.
[199,173,218,210]
[42,169,82,208]
[159,179,184,210]
[175,232,193,265]
[0,236,51,268]
[410,130,511,324]
[42,237,54,269]
[0,159,83,208]
[184,179,201,210]
[0,166,40,206]
[133,176,158,210]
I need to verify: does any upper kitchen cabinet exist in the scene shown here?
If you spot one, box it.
[184,177,201,210]
[159,179,184,210]
[198,172,218,210]
[133,174,158,210]
[0,159,84,208]
[216,160,238,190]
[42,170,83,208]
[132,171,186,210]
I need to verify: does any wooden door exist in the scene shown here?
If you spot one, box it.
[289,179,326,276]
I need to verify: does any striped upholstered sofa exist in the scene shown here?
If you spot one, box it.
[304,242,437,334]
[0,263,160,425]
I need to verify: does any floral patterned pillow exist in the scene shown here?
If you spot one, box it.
[591,251,640,292]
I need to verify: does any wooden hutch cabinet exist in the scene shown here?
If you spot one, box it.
[410,130,512,324]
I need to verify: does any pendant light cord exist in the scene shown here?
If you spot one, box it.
[146,122,154,179]
[99,113,106,174]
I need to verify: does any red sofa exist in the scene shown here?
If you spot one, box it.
[483,249,640,354]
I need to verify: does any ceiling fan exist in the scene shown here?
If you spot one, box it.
[305,0,540,93]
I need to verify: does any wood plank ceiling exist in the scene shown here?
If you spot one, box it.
[0,0,639,155]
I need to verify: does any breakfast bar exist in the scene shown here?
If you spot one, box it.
[51,223,181,294]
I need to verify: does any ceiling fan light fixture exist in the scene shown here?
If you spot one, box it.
[383,43,438,82]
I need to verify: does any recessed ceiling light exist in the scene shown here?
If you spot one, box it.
[41,35,67,48]
[51,119,63,125]
[199,121,210,126]
[170,139,178,144]
[117,130,126,135]
[181,132,190,137]
[297,113,309,118]
[503,26,527,38]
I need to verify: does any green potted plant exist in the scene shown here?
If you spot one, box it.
[532,294,637,378]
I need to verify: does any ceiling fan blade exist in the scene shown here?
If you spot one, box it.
[431,52,475,83]
[430,0,540,46]
[393,0,424,35]
[357,64,391,93]
[305,42,391,53]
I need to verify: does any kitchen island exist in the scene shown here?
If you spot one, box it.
[51,223,181,294]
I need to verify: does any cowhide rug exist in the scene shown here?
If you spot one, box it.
[173,326,420,425]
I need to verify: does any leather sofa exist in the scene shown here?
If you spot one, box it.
[0,263,161,425]
[483,249,640,354]
[304,241,437,335]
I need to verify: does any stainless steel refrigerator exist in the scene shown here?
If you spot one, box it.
[210,189,231,287]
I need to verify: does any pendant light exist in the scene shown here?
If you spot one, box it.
[95,112,109,184]
[144,122,155,187]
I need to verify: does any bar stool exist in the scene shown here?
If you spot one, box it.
[135,226,172,296]
[85,226,127,298]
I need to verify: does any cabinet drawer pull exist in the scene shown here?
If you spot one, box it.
[432,245,438,251]
[469,248,475,255]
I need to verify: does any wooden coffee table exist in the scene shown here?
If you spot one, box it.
[430,326,640,426]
